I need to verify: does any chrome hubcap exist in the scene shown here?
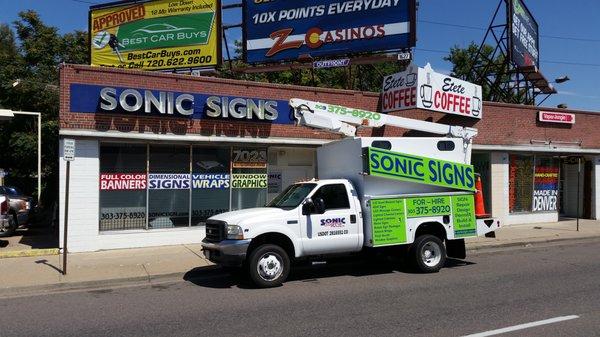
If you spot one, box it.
[257,253,283,281]
[421,241,442,267]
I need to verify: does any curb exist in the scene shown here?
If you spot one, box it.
[466,235,600,253]
[0,248,60,259]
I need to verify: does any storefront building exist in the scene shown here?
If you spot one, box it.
[59,65,600,252]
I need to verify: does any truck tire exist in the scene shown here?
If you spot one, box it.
[410,234,446,273]
[0,215,17,237]
[248,244,290,288]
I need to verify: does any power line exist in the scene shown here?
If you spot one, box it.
[418,19,600,43]
[69,0,99,4]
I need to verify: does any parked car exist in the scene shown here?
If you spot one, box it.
[0,186,32,236]
[0,194,17,237]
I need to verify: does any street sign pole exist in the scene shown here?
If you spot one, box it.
[62,139,76,275]
[576,157,581,232]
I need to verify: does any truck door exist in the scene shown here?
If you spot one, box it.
[300,183,361,255]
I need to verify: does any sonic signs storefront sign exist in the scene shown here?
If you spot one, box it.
[382,63,483,119]
[243,0,416,64]
[70,84,292,124]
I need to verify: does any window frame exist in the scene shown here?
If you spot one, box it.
[310,183,351,211]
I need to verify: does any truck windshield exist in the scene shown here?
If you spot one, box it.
[267,183,316,209]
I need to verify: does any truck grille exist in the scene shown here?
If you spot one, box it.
[205,220,226,243]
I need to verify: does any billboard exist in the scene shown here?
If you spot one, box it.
[89,0,220,71]
[509,0,539,68]
[382,63,483,119]
[243,0,416,64]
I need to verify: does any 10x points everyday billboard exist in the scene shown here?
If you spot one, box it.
[90,0,220,71]
[243,0,416,64]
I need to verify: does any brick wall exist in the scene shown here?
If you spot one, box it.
[60,64,600,149]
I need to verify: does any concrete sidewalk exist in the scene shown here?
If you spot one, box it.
[0,219,599,297]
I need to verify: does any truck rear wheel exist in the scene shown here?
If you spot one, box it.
[248,244,290,288]
[410,234,446,273]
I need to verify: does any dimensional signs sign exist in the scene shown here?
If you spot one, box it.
[69,84,293,125]
[370,194,476,246]
[538,111,575,124]
[382,63,483,119]
[89,0,220,70]
[364,147,476,192]
[243,0,416,64]
[509,0,539,68]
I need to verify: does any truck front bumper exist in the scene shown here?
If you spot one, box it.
[201,239,252,267]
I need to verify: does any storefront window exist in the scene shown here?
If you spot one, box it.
[509,155,534,213]
[148,145,190,229]
[191,147,231,226]
[99,144,147,232]
[509,154,559,213]
[231,147,268,210]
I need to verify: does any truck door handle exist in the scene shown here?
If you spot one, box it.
[350,215,357,224]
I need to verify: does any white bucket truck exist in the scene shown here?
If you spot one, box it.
[201,99,499,287]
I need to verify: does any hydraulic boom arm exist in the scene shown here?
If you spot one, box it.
[290,98,478,142]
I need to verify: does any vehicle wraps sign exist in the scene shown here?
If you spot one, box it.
[532,163,559,212]
[90,0,219,70]
[539,111,575,124]
[370,194,477,246]
[231,174,268,189]
[69,84,293,125]
[148,173,191,189]
[243,0,416,64]
[370,198,407,246]
[192,174,230,189]
[510,0,539,68]
[100,173,147,190]
[452,194,476,237]
[382,63,482,119]
[365,147,476,192]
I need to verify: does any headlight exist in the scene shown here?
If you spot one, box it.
[226,225,244,240]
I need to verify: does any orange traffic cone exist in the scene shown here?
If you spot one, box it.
[475,174,490,219]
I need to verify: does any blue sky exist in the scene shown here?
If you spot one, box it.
[1,0,599,111]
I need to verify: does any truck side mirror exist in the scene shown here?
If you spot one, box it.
[314,198,326,214]
[302,199,314,215]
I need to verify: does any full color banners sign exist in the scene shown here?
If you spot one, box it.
[382,63,483,119]
[89,0,220,71]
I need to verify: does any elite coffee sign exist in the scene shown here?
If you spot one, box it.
[382,63,483,119]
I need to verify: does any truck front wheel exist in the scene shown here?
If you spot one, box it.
[410,234,446,273]
[248,244,290,288]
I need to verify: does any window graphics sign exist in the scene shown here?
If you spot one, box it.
[69,84,293,125]
[90,0,220,70]
[532,165,559,212]
[509,0,539,68]
[382,63,482,119]
[539,111,575,124]
[231,174,268,189]
[243,0,416,64]
[364,147,476,192]
[148,173,191,189]
[100,173,147,190]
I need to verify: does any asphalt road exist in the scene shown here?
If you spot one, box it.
[2,240,600,337]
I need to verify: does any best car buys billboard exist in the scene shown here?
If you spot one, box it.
[243,0,416,64]
[89,0,220,71]
[509,0,539,68]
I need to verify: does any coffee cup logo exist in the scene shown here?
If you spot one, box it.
[420,72,433,108]
[471,87,481,116]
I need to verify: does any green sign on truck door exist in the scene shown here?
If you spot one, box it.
[370,198,407,246]
[452,194,477,237]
